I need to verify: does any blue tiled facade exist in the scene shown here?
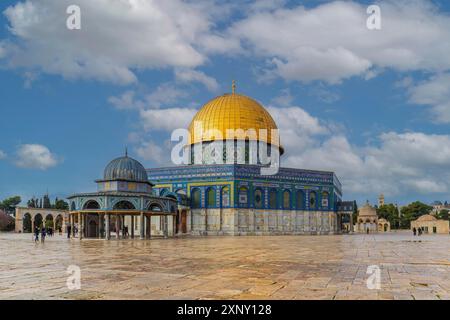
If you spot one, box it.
[147,164,343,212]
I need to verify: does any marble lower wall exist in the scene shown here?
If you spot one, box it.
[188,208,338,235]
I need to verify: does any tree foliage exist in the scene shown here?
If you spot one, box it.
[437,209,449,220]
[400,201,432,228]
[0,196,21,214]
[376,204,400,229]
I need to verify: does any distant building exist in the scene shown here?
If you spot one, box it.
[15,207,68,233]
[355,201,378,233]
[377,218,390,232]
[411,215,449,235]
[431,201,450,215]
[378,194,385,207]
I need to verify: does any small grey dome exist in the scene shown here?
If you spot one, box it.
[104,155,148,182]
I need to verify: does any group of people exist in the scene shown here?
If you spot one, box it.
[412,227,423,236]
[66,224,78,238]
[33,225,63,242]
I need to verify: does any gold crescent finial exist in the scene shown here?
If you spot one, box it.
[232,80,236,94]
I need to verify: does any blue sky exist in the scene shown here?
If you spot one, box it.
[1,0,450,206]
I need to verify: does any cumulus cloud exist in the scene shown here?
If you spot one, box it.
[0,150,6,159]
[15,144,59,170]
[229,0,450,83]
[408,73,450,123]
[282,129,450,197]
[139,107,197,132]
[175,69,219,92]
[109,84,188,110]
[135,140,170,166]
[1,0,234,84]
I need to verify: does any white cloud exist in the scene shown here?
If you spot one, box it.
[282,129,450,197]
[108,91,142,110]
[109,84,188,110]
[229,0,450,83]
[1,0,233,84]
[175,69,219,92]
[139,107,197,132]
[135,140,169,166]
[408,73,450,123]
[0,150,6,159]
[15,144,59,170]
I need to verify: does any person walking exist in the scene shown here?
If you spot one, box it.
[418,227,422,236]
[413,227,417,236]
[34,226,40,242]
[41,227,47,243]
[67,224,72,239]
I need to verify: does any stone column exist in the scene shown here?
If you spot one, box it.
[140,212,144,239]
[349,212,353,233]
[164,215,169,238]
[146,215,151,239]
[131,215,135,239]
[116,215,120,240]
[173,215,176,236]
[79,213,83,240]
[31,219,35,233]
[98,214,102,239]
[105,214,110,240]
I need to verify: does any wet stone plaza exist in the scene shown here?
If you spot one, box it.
[0,232,449,300]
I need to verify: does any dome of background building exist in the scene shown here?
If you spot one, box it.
[417,214,437,222]
[359,201,377,216]
[188,83,283,153]
[103,153,148,182]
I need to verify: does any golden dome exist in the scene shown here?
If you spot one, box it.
[188,91,282,152]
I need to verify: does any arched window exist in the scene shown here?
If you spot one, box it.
[239,186,248,206]
[321,191,329,208]
[296,190,304,209]
[254,188,263,209]
[23,213,32,232]
[309,191,317,209]
[83,200,100,210]
[269,189,277,209]
[221,186,230,207]
[191,188,201,208]
[160,188,169,196]
[149,203,162,212]
[283,190,291,209]
[113,201,135,210]
[206,188,215,208]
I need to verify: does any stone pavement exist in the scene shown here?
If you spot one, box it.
[0,232,449,300]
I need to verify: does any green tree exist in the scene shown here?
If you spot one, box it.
[53,198,69,210]
[400,201,432,228]
[352,201,358,224]
[377,204,400,229]
[27,197,39,208]
[0,196,21,214]
[43,194,51,209]
[437,209,449,220]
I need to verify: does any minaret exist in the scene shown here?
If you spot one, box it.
[378,194,385,207]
